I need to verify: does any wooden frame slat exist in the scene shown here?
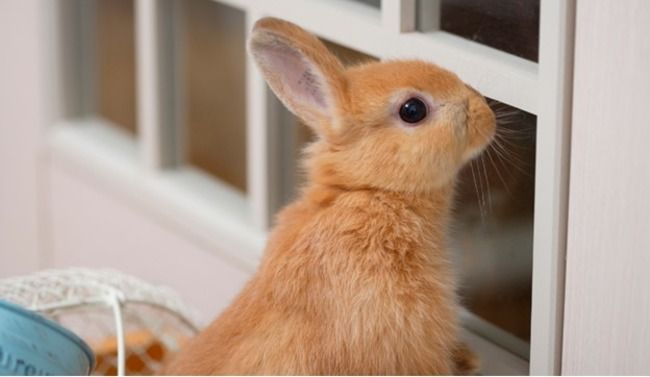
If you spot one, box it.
[78,0,97,116]
[135,0,178,170]
[382,0,416,33]
[246,11,281,230]
[416,0,441,31]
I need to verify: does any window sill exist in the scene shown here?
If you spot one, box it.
[47,118,265,273]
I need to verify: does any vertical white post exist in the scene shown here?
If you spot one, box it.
[79,0,97,116]
[47,0,85,122]
[416,0,441,31]
[136,0,177,171]
[382,0,416,33]
[530,0,575,374]
[246,11,281,231]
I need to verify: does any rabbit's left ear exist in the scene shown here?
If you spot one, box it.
[249,17,346,136]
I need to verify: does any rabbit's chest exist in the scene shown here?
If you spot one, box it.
[310,207,455,323]
[272,191,456,327]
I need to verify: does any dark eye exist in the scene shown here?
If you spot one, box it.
[399,97,428,124]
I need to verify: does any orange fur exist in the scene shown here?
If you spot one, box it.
[165,17,495,375]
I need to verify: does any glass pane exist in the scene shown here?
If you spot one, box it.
[452,99,536,350]
[94,0,137,133]
[418,0,540,62]
[275,40,378,210]
[177,0,247,192]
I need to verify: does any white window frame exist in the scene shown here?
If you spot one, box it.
[43,0,575,374]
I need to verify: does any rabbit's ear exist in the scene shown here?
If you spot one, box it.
[249,18,346,135]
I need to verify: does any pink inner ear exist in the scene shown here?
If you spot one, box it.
[261,43,328,111]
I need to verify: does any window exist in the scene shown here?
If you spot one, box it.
[49,0,573,374]
[417,0,540,61]
[67,0,137,134]
[176,0,248,192]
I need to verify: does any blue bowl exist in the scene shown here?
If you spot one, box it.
[0,299,95,376]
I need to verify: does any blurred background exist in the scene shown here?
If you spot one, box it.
[1,0,649,375]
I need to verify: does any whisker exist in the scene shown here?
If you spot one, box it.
[485,147,511,195]
[480,156,492,213]
[496,126,531,133]
[491,135,531,175]
[493,135,527,160]
[487,143,519,183]
[496,132,531,151]
[475,159,488,219]
[469,161,486,220]
[494,111,523,121]
[496,127,532,140]
[468,104,535,219]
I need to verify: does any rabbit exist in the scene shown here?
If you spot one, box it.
[164,17,495,376]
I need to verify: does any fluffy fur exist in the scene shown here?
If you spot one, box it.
[165,17,495,375]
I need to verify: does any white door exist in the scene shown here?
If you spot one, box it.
[1,0,574,374]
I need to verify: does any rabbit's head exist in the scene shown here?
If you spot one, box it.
[249,18,495,193]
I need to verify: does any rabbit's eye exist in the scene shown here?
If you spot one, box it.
[399,98,428,124]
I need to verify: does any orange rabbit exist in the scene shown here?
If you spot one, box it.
[165,17,495,375]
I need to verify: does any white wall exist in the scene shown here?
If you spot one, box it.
[48,160,252,324]
[0,0,46,277]
[563,0,650,374]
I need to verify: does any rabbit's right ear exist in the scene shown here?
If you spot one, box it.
[249,18,346,137]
